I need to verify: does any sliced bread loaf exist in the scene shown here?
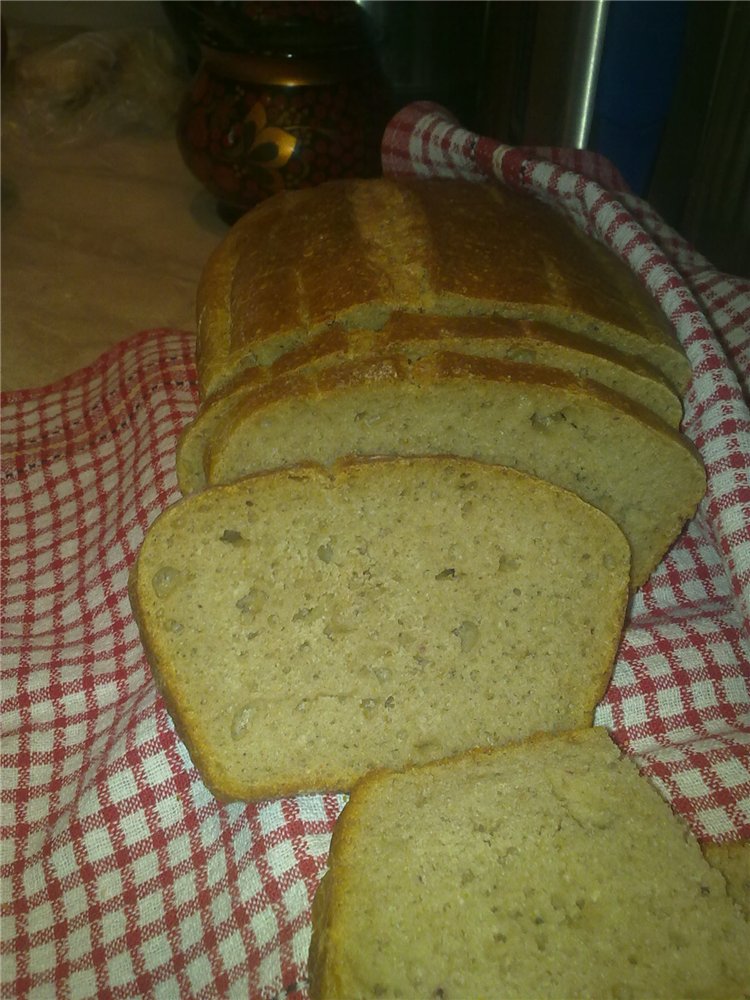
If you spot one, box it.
[129,457,630,801]
[196,178,690,400]
[203,352,705,588]
[176,314,682,495]
[308,727,750,1000]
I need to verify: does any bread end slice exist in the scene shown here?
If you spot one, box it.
[309,727,750,999]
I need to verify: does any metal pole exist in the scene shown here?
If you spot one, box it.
[563,0,611,149]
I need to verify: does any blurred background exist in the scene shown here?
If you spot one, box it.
[360,0,748,277]
[2,0,747,275]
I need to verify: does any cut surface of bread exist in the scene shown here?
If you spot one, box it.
[308,727,750,1000]
[702,840,750,917]
[204,353,705,588]
[129,458,630,801]
[196,178,690,400]
[176,314,682,495]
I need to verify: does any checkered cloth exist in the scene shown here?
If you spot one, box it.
[2,102,749,999]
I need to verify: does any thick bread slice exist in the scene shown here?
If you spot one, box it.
[176,313,682,495]
[196,178,690,400]
[129,457,630,801]
[204,352,705,588]
[308,727,750,1000]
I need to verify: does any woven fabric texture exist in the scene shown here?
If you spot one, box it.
[2,103,749,998]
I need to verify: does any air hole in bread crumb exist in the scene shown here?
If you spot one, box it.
[317,542,335,563]
[236,588,268,614]
[530,410,566,430]
[453,620,479,652]
[231,704,253,740]
[220,529,247,545]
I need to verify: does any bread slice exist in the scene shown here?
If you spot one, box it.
[308,727,750,1000]
[196,178,690,400]
[203,352,705,588]
[129,457,630,801]
[176,314,682,495]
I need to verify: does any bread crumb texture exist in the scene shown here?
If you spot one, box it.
[175,313,684,497]
[204,355,704,588]
[129,458,629,800]
[308,728,750,1000]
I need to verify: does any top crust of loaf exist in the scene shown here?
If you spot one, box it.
[196,178,689,400]
[308,727,750,999]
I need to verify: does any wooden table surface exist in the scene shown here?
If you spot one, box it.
[1,57,228,393]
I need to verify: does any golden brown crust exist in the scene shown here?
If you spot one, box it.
[195,178,690,401]
[406,182,649,332]
[307,868,334,1000]
[379,312,675,384]
[213,312,680,405]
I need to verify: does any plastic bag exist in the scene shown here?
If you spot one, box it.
[2,25,188,147]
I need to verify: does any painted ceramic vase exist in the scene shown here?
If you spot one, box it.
[171,1,391,220]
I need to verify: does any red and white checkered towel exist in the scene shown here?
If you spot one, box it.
[2,103,749,999]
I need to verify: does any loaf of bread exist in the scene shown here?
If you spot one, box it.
[176,313,682,495]
[201,352,704,588]
[196,178,690,401]
[308,727,750,1000]
[128,457,630,801]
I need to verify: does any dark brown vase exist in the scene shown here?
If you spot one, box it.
[169,1,391,221]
